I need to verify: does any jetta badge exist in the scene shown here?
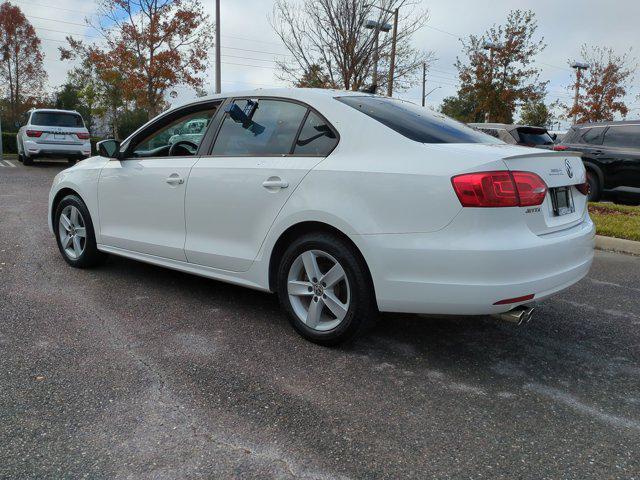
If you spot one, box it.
[565,159,573,178]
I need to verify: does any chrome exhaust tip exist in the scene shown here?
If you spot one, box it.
[492,305,535,326]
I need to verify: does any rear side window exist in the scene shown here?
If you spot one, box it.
[602,125,640,148]
[336,96,501,144]
[294,111,338,156]
[515,128,554,146]
[581,127,605,145]
[213,99,307,156]
[31,112,84,128]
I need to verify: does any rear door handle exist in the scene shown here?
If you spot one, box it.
[166,174,184,185]
[262,177,289,189]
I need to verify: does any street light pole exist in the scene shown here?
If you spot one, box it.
[0,115,3,163]
[482,41,503,123]
[215,0,221,94]
[386,7,399,97]
[570,62,590,125]
[363,18,391,94]
[421,62,426,107]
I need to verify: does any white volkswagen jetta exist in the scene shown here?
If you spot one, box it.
[48,89,595,345]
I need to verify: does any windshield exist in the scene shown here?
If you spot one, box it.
[31,112,84,128]
[336,96,501,144]
[516,128,554,146]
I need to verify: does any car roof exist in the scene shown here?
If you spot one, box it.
[469,122,548,131]
[29,108,81,114]
[573,119,640,129]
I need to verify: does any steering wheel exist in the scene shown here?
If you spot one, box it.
[168,140,199,157]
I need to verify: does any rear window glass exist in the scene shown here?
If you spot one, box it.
[515,128,554,146]
[602,125,640,148]
[336,96,501,144]
[581,127,605,145]
[31,112,84,128]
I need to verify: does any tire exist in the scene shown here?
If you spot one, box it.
[23,153,33,166]
[586,170,601,202]
[277,232,376,346]
[54,194,106,268]
[67,158,77,166]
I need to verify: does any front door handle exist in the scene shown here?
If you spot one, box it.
[166,174,184,186]
[262,177,289,189]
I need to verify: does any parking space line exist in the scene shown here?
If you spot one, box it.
[4,160,16,167]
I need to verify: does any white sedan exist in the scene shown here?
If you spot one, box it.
[48,88,595,345]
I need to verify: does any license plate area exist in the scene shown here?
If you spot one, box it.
[54,133,65,140]
[550,186,575,216]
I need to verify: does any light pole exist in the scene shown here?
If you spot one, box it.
[570,62,589,125]
[365,3,399,96]
[0,115,3,163]
[215,0,221,94]
[421,62,426,106]
[363,19,391,94]
[483,41,503,123]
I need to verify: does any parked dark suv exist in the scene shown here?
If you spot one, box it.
[554,120,640,202]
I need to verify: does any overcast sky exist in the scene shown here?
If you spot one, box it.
[21,0,640,128]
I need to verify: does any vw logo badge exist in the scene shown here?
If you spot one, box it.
[565,159,573,178]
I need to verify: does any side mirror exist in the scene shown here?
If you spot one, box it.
[97,139,121,159]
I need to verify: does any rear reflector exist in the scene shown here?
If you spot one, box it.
[552,145,569,151]
[451,171,547,208]
[76,132,90,140]
[576,182,590,196]
[26,130,43,137]
[493,294,535,305]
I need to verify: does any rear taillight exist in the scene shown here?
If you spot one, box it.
[552,145,569,151]
[576,182,590,196]
[26,130,43,137]
[451,171,547,208]
[494,294,535,305]
[76,132,90,140]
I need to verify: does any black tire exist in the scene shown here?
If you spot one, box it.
[277,232,377,346]
[23,153,33,166]
[17,152,24,163]
[586,170,601,202]
[67,158,77,166]
[54,194,106,268]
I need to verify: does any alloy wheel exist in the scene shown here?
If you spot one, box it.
[287,249,351,331]
[58,205,87,260]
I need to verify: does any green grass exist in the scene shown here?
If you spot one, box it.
[589,202,640,242]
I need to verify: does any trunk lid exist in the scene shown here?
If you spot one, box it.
[502,150,587,235]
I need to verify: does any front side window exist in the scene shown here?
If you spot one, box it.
[31,111,84,128]
[212,99,308,156]
[294,111,338,156]
[336,96,501,144]
[602,125,640,148]
[131,108,217,157]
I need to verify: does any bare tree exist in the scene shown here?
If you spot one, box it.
[270,0,433,93]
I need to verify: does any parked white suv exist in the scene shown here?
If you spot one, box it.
[17,109,91,166]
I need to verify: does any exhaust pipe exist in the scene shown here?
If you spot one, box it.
[492,305,535,326]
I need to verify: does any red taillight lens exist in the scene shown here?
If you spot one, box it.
[576,182,590,196]
[26,130,43,137]
[451,171,547,208]
[493,294,535,305]
[511,171,548,207]
[76,132,90,140]
[553,145,569,151]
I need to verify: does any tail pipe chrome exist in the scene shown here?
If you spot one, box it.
[492,305,535,326]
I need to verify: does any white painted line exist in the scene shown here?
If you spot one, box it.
[0,161,5,167]
[5,160,15,167]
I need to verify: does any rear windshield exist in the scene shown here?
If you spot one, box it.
[515,127,554,146]
[30,112,84,128]
[336,96,501,144]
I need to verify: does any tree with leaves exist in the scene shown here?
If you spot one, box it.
[519,100,552,127]
[62,0,212,120]
[0,2,47,126]
[296,64,331,88]
[453,10,547,124]
[270,0,433,93]
[440,92,483,123]
[564,45,635,123]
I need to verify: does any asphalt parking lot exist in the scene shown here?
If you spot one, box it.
[1,160,639,479]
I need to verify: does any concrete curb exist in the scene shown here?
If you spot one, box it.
[596,235,640,256]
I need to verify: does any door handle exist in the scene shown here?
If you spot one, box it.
[166,174,184,185]
[262,177,289,189]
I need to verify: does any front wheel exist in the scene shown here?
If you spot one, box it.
[277,233,376,346]
[54,195,106,268]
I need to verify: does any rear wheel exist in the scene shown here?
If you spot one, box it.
[23,153,33,166]
[54,195,106,268]
[277,233,376,346]
[586,170,601,202]
[67,158,77,166]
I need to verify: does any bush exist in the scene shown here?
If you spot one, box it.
[1,131,17,154]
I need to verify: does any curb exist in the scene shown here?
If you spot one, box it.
[595,235,640,256]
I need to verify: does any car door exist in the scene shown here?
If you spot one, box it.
[184,98,339,272]
[600,124,640,191]
[98,102,219,261]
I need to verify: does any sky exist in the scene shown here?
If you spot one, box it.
[19,0,640,129]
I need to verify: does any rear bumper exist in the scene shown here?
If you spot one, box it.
[358,215,595,315]
[24,140,91,159]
